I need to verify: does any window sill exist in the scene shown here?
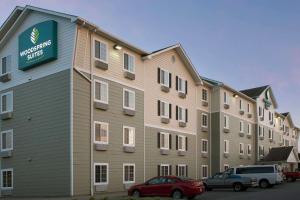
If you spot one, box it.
[177,150,186,156]
[0,73,11,83]
[94,101,108,110]
[160,149,170,155]
[0,189,12,196]
[124,71,135,80]
[178,91,186,98]
[0,150,12,158]
[223,128,230,133]
[95,143,109,151]
[94,184,108,192]
[160,85,170,93]
[1,112,13,120]
[202,101,208,107]
[95,59,108,70]
[161,117,170,124]
[179,121,186,127]
[123,108,135,116]
[123,146,135,153]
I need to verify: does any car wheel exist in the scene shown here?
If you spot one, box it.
[132,190,141,198]
[233,183,243,192]
[259,180,269,189]
[172,190,183,199]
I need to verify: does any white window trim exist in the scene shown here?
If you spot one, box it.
[224,140,229,153]
[239,143,244,155]
[269,130,273,140]
[247,103,251,113]
[202,89,208,102]
[94,39,108,64]
[123,163,135,184]
[201,165,208,178]
[1,168,13,190]
[94,80,109,104]
[94,121,109,144]
[224,115,229,129]
[160,100,170,118]
[201,139,208,153]
[240,121,244,133]
[123,88,135,110]
[239,100,244,111]
[123,51,135,73]
[259,126,264,137]
[160,132,169,150]
[201,113,208,128]
[160,68,170,87]
[177,76,186,93]
[0,91,13,114]
[247,144,252,155]
[123,126,135,147]
[1,130,13,152]
[178,106,186,123]
[160,164,171,176]
[259,145,264,156]
[178,135,186,151]
[177,164,187,177]
[1,56,11,76]
[94,163,109,185]
[224,92,229,105]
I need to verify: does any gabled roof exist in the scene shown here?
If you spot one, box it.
[280,112,295,128]
[142,43,203,85]
[240,85,278,108]
[201,77,256,103]
[264,146,294,162]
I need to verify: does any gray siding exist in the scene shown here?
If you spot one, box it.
[211,112,220,175]
[0,69,71,196]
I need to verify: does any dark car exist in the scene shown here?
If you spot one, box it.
[284,168,300,182]
[128,176,205,199]
[203,172,257,192]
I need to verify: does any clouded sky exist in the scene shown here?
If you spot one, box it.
[1,1,300,131]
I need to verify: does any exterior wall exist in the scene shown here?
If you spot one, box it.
[0,70,71,196]
[211,112,220,175]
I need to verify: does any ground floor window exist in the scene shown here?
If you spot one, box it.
[1,169,13,189]
[201,165,208,178]
[123,164,135,183]
[159,164,171,176]
[224,164,230,171]
[176,164,188,177]
[94,163,108,185]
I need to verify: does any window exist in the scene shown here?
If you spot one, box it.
[95,40,107,63]
[123,126,135,147]
[123,89,135,110]
[239,143,244,155]
[247,144,252,155]
[269,130,273,140]
[280,135,283,143]
[247,124,251,135]
[239,121,244,133]
[224,164,230,171]
[269,112,271,121]
[160,100,170,118]
[0,91,13,114]
[94,80,108,104]
[259,126,264,137]
[236,167,274,174]
[94,122,109,144]
[1,169,12,189]
[178,135,186,151]
[123,164,135,183]
[239,100,243,110]
[224,140,229,153]
[259,145,264,156]
[201,165,208,178]
[177,106,187,122]
[224,115,229,129]
[160,164,171,176]
[160,68,170,87]
[202,113,208,127]
[259,106,262,116]
[202,89,208,101]
[177,164,187,177]
[1,130,13,152]
[123,52,135,73]
[1,56,11,75]
[224,92,228,104]
[160,132,169,150]
[201,139,208,153]
[247,104,250,113]
[177,76,186,93]
[94,163,108,185]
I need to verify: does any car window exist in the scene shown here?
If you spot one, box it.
[148,178,164,185]
[166,178,176,183]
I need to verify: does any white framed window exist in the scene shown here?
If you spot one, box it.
[239,143,244,155]
[201,139,208,153]
[123,52,135,73]
[239,100,243,111]
[224,115,229,129]
[247,144,252,155]
[123,126,135,147]
[160,100,170,118]
[160,164,171,176]
[178,135,186,151]
[224,92,229,104]
[201,165,208,178]
[0,91,13,114]
[259,145,265,156]
[259,126,264,137]
[224,164,230,171]
[1,169,13,189]
[123,163,135,183]
[160,132,169,150]
[94,40,108,63]
[123,89,135,110]
[94,121,109,144]
[247,103,250,113]
[94,80,108,104]
[1,130,13,152]
[177,106,186,122]
[177,164,187,177]
[177,76,186,93]
[224,140,229,153]
[202,113,208,128]
[160,68,170,87]
[269,130,273,140]
[239,121,244,133]
[1,56,11,76]
[247,124,251,135]
[202,89,208,101]
[94,163,108,185]
[259,106,262,117]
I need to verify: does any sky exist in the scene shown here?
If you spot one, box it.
[0,0,300,147]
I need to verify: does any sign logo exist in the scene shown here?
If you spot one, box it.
[18,20,58,71]
[263,88,272,109]
[30,28,39,44]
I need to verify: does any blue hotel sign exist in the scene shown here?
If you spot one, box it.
[18,20,58,70]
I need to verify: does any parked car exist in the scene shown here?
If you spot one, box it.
[226,165,283,189]
[203,172,257,192]
[284,168,300,182]
[128,176,205,199]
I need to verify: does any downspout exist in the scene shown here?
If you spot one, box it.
[209,89,212,176]
[195,86,198,179]
[90,28,94,196]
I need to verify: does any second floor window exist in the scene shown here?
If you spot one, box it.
[1,56,11,75]
[224,115,229,129]
[239,100,243,110]
[1,130,13,152]
[247,124,251,135]
[95,40,107,63]
[176,106,187,123]
[158,132,170,150]
[158,100,170,118]
[94,80,108,104]
[123,89,135,110]
[202,139,208,153]
[269,130,273,140]
[123,53,135,73]
[240,121,244,133]
[123,126,135,147]
[224,140,229,153]
[94,122,109,144]
[202,113,208,127]
[247,144,252,155]
[1,91,13,114]
[239,143,244,155]
[202,89,208,101]
[177,135,187,151]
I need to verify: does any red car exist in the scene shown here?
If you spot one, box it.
[284,169,300,182]
[128,176,205,199]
